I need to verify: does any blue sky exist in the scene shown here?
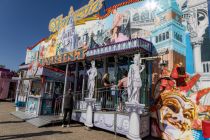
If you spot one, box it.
[0,0,126,70]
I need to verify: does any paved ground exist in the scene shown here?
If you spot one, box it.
[0,101,159,140]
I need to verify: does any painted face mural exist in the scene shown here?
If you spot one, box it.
[158,91,196,140]
[151,63,210,140]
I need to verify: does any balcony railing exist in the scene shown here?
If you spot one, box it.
[86,38,153,57]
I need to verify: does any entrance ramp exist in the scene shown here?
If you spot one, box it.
[10,111,37,121]
[27,115,62,128]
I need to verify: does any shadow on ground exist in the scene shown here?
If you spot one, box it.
[0,131,71,140]
[46,120,84,128]
[0,120,24,124]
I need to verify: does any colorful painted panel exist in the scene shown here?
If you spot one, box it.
[27,97,39,115]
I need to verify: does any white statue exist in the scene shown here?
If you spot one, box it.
[127,54,145,104]
[87,61,97,99]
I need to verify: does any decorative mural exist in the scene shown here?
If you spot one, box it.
[151,64,210,140]
[23,0,210,139]
[27,97,39,115]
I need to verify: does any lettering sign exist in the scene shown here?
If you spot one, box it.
[38,47,87,66]
[49,0,104,32]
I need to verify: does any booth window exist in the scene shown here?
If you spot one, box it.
[30,80,41,96]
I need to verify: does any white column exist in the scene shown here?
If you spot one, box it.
[15,73,22,111]
[193,44,202,73]
[82,62,86,100]
[85,98,96,128]
[126,103,145,140]
[15,73,21,104]
[61,63,69,114]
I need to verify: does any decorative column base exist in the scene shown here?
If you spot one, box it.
[84,98,96,128]
[126,102,145,140]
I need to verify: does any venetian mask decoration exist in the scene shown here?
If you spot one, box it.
[157,91,196,140]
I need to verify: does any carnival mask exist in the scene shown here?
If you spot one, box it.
[158,92,196,140]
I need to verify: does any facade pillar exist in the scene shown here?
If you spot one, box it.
[193,43,202,73]
[82,62,86,100]
[61,63,69,114]
[103,58,107,73]
[15,72,22,104]
[114,56,118,84]
[15,72,22,111]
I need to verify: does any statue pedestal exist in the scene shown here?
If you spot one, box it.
[126,102,145,140]
[84,98,96,128]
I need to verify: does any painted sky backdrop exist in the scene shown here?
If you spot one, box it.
[0,0,126,70]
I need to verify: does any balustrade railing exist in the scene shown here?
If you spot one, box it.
[73,88,129,112]
[54,87,148,115]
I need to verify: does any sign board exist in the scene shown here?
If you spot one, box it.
[49,0,104,33]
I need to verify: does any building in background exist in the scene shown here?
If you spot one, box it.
[0,67,17,100]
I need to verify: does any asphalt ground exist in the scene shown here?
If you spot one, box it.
[0,101,160,140]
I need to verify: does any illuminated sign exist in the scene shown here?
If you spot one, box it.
[49,0,104,32]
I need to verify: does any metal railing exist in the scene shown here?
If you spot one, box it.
[54,95,63,115]
[53,87,147,114]
[73,88,129,112]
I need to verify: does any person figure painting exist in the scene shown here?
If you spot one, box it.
[87,60,97,99]
[111,27,129,43]
[48,37,57,57]
[110,8,128,43]
[112,8,123,30]
[127,54,145,104]
[62,89,74,128]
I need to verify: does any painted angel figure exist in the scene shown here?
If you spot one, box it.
[87,61,97,99]
[127,54,145,104]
